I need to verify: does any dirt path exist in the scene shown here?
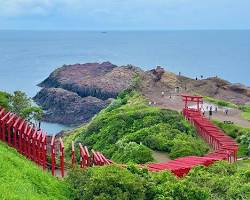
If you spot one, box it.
[152,151,171,163]
[143,91,250,128]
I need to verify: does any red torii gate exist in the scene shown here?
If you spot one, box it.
[181,94,203,111]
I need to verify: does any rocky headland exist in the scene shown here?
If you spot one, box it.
[34,62,140,125]
[34,62,250,125]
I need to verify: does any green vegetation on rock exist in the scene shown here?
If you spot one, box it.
[203,96,238,108]
[67,90,209,163]
[0,141,70,200]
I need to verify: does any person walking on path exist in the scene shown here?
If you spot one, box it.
[209,106,213,119]
[161,91,165,97]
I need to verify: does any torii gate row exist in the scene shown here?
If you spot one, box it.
[181,94,203,111]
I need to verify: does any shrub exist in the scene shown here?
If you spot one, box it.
[67,165,146,200]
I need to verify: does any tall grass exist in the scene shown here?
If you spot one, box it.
[0,142,70,200]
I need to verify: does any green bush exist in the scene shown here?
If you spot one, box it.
[169,134,209,159]
[66,165,146,200]
[66,161,250,200]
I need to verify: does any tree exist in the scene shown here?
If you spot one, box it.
[8,91,43,126]
[9,91,32,115]
[21,106,44,129]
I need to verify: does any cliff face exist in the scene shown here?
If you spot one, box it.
[34,62,139,125]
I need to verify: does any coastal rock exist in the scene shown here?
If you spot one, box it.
[34,87,109,125]
[34,62,139,125]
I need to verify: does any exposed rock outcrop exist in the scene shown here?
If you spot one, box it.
[34,62,140,125]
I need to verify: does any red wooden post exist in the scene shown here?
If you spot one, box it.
[71,141,75,166]
[42,133,47,171]
[1,112,10,141]
[23,122,29,156]
[18,119,25,153]
[59,138,64,178]
[84,146,90,166]
[79,143,84,168]
[0,108,5,140]
[6,114,16,145]
[51,134,56,176]
[13,117,21,148]
[32,129,38,162]
[37,132,42,165]
[26,126,32,159]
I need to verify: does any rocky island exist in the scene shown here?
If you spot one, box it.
[34,62,140,125]
[34,62,250,125]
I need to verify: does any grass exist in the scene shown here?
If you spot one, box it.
[237,158,250,170]
[0,141,70,200]
[239,104,250,121]
[203,96,238,108]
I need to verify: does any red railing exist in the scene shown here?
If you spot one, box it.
[0,106,111,177]
[0,97,238,178]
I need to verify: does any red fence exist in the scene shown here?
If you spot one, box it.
[0,106,111,177]
[146,108,238,176]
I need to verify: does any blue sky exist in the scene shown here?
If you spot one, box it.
[0,0,250,30]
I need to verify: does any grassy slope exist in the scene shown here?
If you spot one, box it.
[0,142,70,200]
[65,91,209,164]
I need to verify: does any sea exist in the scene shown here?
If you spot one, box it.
[0,30,250,134]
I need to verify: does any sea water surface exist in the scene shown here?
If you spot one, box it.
[0,30,250,134]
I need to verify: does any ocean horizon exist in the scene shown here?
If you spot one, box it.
[1,30,249,134]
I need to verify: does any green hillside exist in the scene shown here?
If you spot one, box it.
[65,90,209,164]
[0,141,70,200]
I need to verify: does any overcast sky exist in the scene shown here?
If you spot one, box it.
[0,0,250,30]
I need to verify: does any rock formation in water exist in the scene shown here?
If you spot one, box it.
[34,62,140,125]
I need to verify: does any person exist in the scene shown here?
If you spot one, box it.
[195,77,198,80]
[209,106,213,119]
[225,109,229,115]
[161,91,165,97]
[215,107,218,113]
[202,110,205,116]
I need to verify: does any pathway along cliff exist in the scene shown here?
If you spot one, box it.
[34,61,250,127]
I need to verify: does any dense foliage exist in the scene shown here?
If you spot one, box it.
[0,91,11,109]
[213,120,250,157]
[0,90,43,125]
[67,91,209,164]
[0,142,70,200]
[67,161,250,200]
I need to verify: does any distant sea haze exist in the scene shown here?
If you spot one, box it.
[0,30,249,133]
